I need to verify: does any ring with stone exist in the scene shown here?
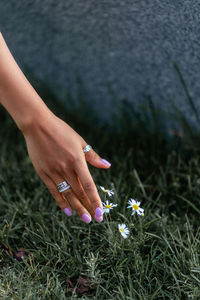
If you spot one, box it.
[57,181,71,193]
[83,144,92,153]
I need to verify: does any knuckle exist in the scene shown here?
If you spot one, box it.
[74,156,83,166]
[47,164,56,174]
[83,181,94,192]
[68,154,77,164]
[62,188,73,198]
[85,149,98,161]
[76,189,86,201]
[90,150,97,159]
[58,161,67,173]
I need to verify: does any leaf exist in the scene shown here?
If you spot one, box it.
[14,248,30,261]
[66,275,97,296]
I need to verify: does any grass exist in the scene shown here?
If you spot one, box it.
[0,73,200,299]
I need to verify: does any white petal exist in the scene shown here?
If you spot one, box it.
[108,191,114,197]
[121,232,128,238]
[118,223,125,229]
[137,209,144,215]
[105,200,109,205]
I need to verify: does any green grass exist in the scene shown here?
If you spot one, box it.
[0,79,200,299]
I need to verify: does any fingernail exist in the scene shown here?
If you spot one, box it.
[101,159,111,167]
[94,215,103,223]
[95,207,103,217]
[82,213,91,223]
[64,208,72,216]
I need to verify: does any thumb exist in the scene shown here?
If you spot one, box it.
[85,148,111,169]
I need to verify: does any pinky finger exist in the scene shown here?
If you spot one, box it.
[41,173,72,216]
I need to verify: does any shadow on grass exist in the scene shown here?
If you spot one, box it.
[19,63,200,161]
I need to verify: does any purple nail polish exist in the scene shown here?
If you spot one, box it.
[82,213,91,223]
[101,159,111,167]
[64,208,72,216]
[95,207,103,217]
[94,215,103,223]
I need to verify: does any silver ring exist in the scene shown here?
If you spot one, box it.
[83,144,92,153]
[57,181,71,193]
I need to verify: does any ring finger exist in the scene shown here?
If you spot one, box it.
[40,172,72,216]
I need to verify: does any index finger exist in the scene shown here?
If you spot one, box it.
[74,159,103,217]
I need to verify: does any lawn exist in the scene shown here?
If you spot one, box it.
[0,83,200,299]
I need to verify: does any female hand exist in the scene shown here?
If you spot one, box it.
[0,31,110,221]
[23,113,111,223]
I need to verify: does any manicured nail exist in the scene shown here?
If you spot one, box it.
[82,213,91,223]
[101,159,111,167]
[64,208,72,216]
[95,207,103,217]
[94,215,103,223]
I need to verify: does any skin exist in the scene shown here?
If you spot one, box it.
[0,32,111,223]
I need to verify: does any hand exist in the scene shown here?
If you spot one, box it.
[23,113,111,223]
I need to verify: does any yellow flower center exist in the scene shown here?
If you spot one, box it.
[105,204,112,208]
[120,228,124,232]
[132,204,139,210]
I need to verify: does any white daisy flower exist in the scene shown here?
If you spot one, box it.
[103,200,118,213]
[100,186,114,197]
[127,198,144,216]
[118,224,130,239]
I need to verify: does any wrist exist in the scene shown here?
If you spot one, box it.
[0,32,56,136]
[20,106,56,137]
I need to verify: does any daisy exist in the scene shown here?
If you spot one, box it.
[103,200,118,213]
[100,186,114,197]
[127,198,144,216]
[118,224,130,239]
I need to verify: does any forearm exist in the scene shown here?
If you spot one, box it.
[0,32,53,134]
